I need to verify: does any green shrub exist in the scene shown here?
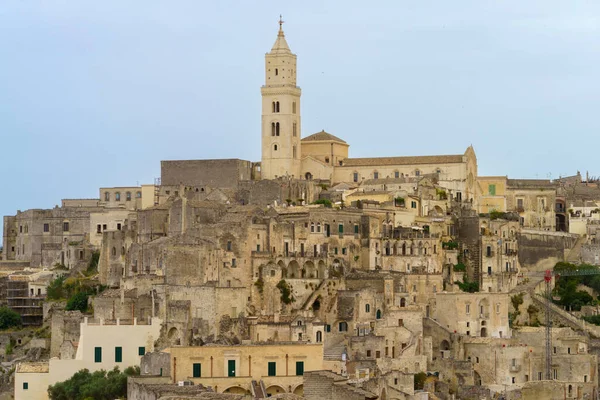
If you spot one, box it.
[276,280,294,304]
[453,263,466,272]
[455,276,479,293]
[414,371,427,390]
[66,292,89,313]
[254,278,264,294]
[0,307,21,330]
[48,366,139,400]
[442,241,458,250]
[312,199,332,208]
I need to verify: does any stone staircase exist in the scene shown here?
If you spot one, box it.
[301,279,329,310]
[323,337,346,361]
[250,379,267,399]
[566,234,586,264]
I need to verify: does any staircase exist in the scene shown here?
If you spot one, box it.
[323,336,346,361]
[251,380,267,399]
[566,235,586,264]
[302,279,329,310]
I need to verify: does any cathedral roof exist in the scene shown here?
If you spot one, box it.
[342,154,464,167]
[301,130,347,144]
[270,26,292,55]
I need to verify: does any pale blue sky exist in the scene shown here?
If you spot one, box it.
[1,1,599,235]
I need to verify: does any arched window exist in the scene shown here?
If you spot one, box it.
[271,122,276,136]
[316,331,322,343]
[365,304,371,313]
[373,171,379,179]
[136,191,142,198]
[292,102,296,114]
[115,192,121,201]
[394,170,399,178]
[276,102,280,112]
[272,102,276,113]
[275,68,278,76]
[104,192,110,201]
[400,298,406,307]
[293,122,297,137]
[126,192,131,201]
[415,170,421,176]
[338,321,348,332]
[273,144,278,151]
[276,122,280,136]
[376,310,382,319]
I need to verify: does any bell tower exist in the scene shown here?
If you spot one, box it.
[261,16,301,180]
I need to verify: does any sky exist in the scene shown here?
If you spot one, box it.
[0,1,599,235]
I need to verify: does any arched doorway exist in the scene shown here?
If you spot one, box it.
[440,340,450,350]
[223,386,249,394]
[400,298,406,307]
[376,309,382,319]
[293,384,304,396]
[265,385,286,396]
[480,327,487,337]
[168,327,180,345]
[305,172,312,180]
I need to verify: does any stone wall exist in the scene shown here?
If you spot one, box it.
[582,244,600,265]
[518,230,577,269]
[161,159,253,189]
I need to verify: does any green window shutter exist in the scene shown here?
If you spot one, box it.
[354,225,359,234]
[338,224,343,233]
[268,362,277,376]
[228,360,236,377]
[23,382,28,390]
[94,347,102,363]
[193,363,201,378]
[115,347,122,362]
[488,184,496,196]
[138,346,146,356]
[296,361,304,376]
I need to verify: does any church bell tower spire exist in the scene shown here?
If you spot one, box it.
[260,17,301,180]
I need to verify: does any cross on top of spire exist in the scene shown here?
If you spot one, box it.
[279,15,284,30]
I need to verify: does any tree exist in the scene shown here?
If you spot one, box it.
[65,292,89,313]
[0,307,21,330]
[48,366,139,400]
[46,276,67,300]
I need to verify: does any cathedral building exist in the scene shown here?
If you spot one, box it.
[260,20,478,203]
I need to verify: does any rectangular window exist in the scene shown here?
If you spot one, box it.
[94,347,102,363]
[338,224,344,234]
[115,347,122,362]
[375,351,381,358]
[293,122,297,136]
[411,201,417,209]
[103,224,107,231]
[488,184,496,196]
[63,222,69,232]
[334,247,338,255]
[354,224,359,234]
[228,360,236,377]
[374,172,379,179]
[342,248,347,255]
[353,172,358,182]
[466,304,470,314]
[517,198,524,210]
[43,223,49,232]
[232,259,237,267]
[395,171,399,178]
[117,223,122,231]
[193,363,201,378]
[227,241,232,251]
[97,224,102,234]
[23,382,28,390]
[256,244,260,252]
[268,362,276,376]
[296,361,304,376]
[325,324,331,332]
[138,346,145,356]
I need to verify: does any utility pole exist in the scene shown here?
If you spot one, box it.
[544,269,552,380]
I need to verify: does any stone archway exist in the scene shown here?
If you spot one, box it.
[168,327,180,345]
[223,386,250,395]
[293,384,304,396]
[266,385,286,396]
[305,172,312,180]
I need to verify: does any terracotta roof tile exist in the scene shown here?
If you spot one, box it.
[301,130,347,144]
[342,154,463,167]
